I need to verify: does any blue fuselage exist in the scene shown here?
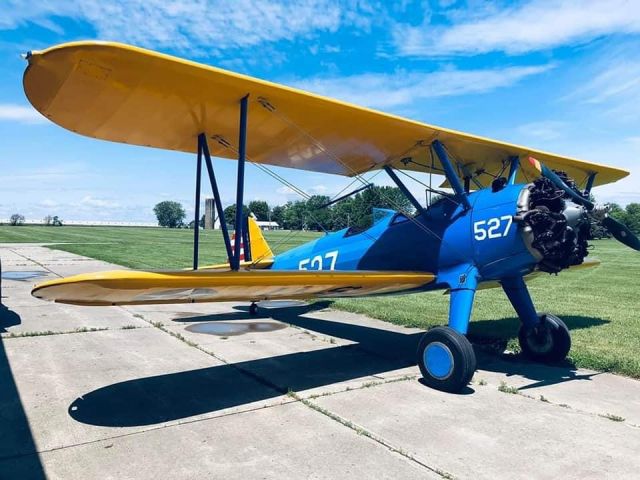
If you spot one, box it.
[271,183,538,291]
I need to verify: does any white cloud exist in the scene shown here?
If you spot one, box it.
[79,196,120,209]
[39,199,59,208]
[310,184,328,194]
[276,183,328,197]
[0,104,46,124]
[564,57,640,122]
[276,186,296,195]
[1,0,375,54]
[516,121,567,141]
[289,64,552,109]
[393,0,640,56]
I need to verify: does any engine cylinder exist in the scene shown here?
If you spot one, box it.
[518,176,590,273]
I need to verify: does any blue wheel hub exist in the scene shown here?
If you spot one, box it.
[424,342,454,379]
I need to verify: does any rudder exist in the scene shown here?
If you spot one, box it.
[248,216,273,262]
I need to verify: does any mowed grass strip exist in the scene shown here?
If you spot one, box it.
[0,225,320,268]
[1,226,638,378]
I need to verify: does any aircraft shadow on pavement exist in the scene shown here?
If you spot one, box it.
[0,305,46,479]
[68,303,608,428]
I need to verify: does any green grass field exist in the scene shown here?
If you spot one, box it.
[1,225,638,378]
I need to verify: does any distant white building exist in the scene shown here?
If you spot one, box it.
[255,221,280,231]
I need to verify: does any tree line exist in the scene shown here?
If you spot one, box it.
[222,186,414,231]
[153,188,640,238]
[153,186,414,231]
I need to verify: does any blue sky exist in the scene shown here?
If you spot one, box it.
[1,0,639,222]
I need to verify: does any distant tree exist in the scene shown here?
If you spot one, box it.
[348,186,414,229]
[624,203,640,234]
[153,201,186,228]
[43,215,63,226]
[222,204,249,227]
[607,202,625,222]
[331,198,354,230]
[271,205,285,228]
[9,214,25,226]
[427,193,444,207]
[188,214,206,229]
[304,195,332,231]
[283,201,306,230]
[248,200,270,221]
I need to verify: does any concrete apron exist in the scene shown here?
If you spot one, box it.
[0,244,638,479]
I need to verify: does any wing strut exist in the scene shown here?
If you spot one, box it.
[193,134,203,269]
[584,172,597,195]
[507,155,520,185]
[232,94,250,271]
[383,166,428,217]
[200,133,233,263]
[432,140,471,210]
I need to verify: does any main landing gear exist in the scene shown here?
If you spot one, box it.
[417,264,479,393]
[249,302,258,316]
[502,277,571,364]
[417,271,571,394]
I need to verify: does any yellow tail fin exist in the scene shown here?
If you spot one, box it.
[248,217,273,261]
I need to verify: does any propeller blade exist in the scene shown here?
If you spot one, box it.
[602,215,640,250]
[528,157,594,210]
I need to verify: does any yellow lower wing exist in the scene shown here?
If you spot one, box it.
[32,269,435,306]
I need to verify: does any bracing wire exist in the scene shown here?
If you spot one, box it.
[262,102,460,249]
[222,97,473,265]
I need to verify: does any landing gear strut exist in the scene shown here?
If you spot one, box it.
[417,264,479,393]
[502,277,571,363]
[249,302,258,316]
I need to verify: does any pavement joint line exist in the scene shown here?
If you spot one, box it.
[482,379,639,428]
[8,248,63,278]
[287,390,455,480]
[120,308,288,395]
[129,309,419,403]
[287,320,416,370]
[0,325,151,340]
[305,374,418,400]
[123,308,448,475]
[0,397,298,463]
[1,327,110,338]
[513,389,638,428]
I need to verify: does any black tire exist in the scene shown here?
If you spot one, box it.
[249,303,258,316]
[518,313,571,363]
[417,326,476,393]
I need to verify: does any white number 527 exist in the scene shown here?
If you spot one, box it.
[473,216,513,241]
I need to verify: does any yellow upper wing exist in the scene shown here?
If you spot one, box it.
[23,41,628,186]
[32,269,435,306]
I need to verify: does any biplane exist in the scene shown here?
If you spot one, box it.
[24,42,639,393]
